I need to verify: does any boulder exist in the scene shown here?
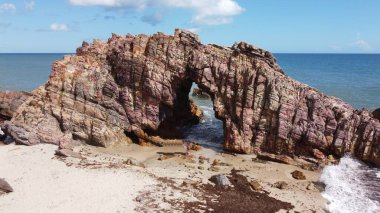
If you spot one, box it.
[0,128,5,141]
[373,108,380,121]
[209,166,221,172]
[306,182,316,191]
[273,181,288,190]
[291,170,306,180]
[312,149,325,160]
[212,159,221,166]
[192,88,211,99]
[249,180,262,191]
[209,174,231,187]
[3,136,14,145]
[4,29,380,165]
[0,91,31,120]
[0,178,13,193]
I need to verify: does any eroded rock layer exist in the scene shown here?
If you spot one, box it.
[4,29,380,164]
[0,91,31,127]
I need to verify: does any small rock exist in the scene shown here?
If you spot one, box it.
[189,143,202,151]
[300,163,316,171]
[199,155,209,162]
[3,136,14,145]
[199,158,205,164]
[192,88,211,99]
[124,159,145,168]
[198,166,205,170]
[273,181,288,190]
[249,180,262,191]
[187,158,197,164]
[209,174,231,187]
[312,181,326,192]
[212,159,221,166]
[185,164,196,169]
[306,182,316,191]
[219,162,232,167]
[209,166,220,172]
[158,154,175,161]
[55,149,82,159]
[135,195,145,202]
[257,152,293,164]
[299,156,319,164]
[182,179,200,187]
[327,155,335,161]
[291,170,306,180]
[0,178,13,193]
[312,149,325,160]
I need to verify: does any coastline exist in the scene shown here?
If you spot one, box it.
[0,142,327,212]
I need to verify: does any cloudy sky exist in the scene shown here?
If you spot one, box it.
[0,0,379,53]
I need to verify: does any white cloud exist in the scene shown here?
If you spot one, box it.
[69,0,244,25]
[50,23,70,31]
[186,28,200,33]
[25,1,35,11]
[69,0,147,10]
[166,0,244,25]
[0,3,16,13]
[351,39,373,51]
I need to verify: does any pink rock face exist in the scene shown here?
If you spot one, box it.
[4,29,380,164]
[0,91,31,118]
[0,91,31,126]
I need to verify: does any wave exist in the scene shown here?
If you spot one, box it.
[320,156,380,213]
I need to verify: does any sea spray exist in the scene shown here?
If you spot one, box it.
[320,156,380,213]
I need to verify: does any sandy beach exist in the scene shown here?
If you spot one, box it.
[0,142,327,212]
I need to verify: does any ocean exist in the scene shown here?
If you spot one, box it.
[1,53,380,212]
[0,53,67,92]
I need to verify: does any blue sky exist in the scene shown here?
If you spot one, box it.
[0,0,379,53]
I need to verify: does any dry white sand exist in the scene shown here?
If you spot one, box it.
[0,144,157,213]
[0,142,328,212]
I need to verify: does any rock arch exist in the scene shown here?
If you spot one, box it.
[5,29,380,164]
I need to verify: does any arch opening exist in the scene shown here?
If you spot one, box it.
[143,76,224,151]
[181,83,224,151]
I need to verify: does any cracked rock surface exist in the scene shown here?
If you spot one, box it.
[4,29,380,164]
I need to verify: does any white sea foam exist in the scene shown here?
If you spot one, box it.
[377,172,380,179]
[320,156,380,213]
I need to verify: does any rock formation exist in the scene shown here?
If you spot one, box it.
[192,87,211,99]
[373,108,380,121]
[0,178,13,194]
[3,29,380,164]
[0,91,31,127]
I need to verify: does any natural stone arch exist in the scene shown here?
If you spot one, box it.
[5,29,380,165]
